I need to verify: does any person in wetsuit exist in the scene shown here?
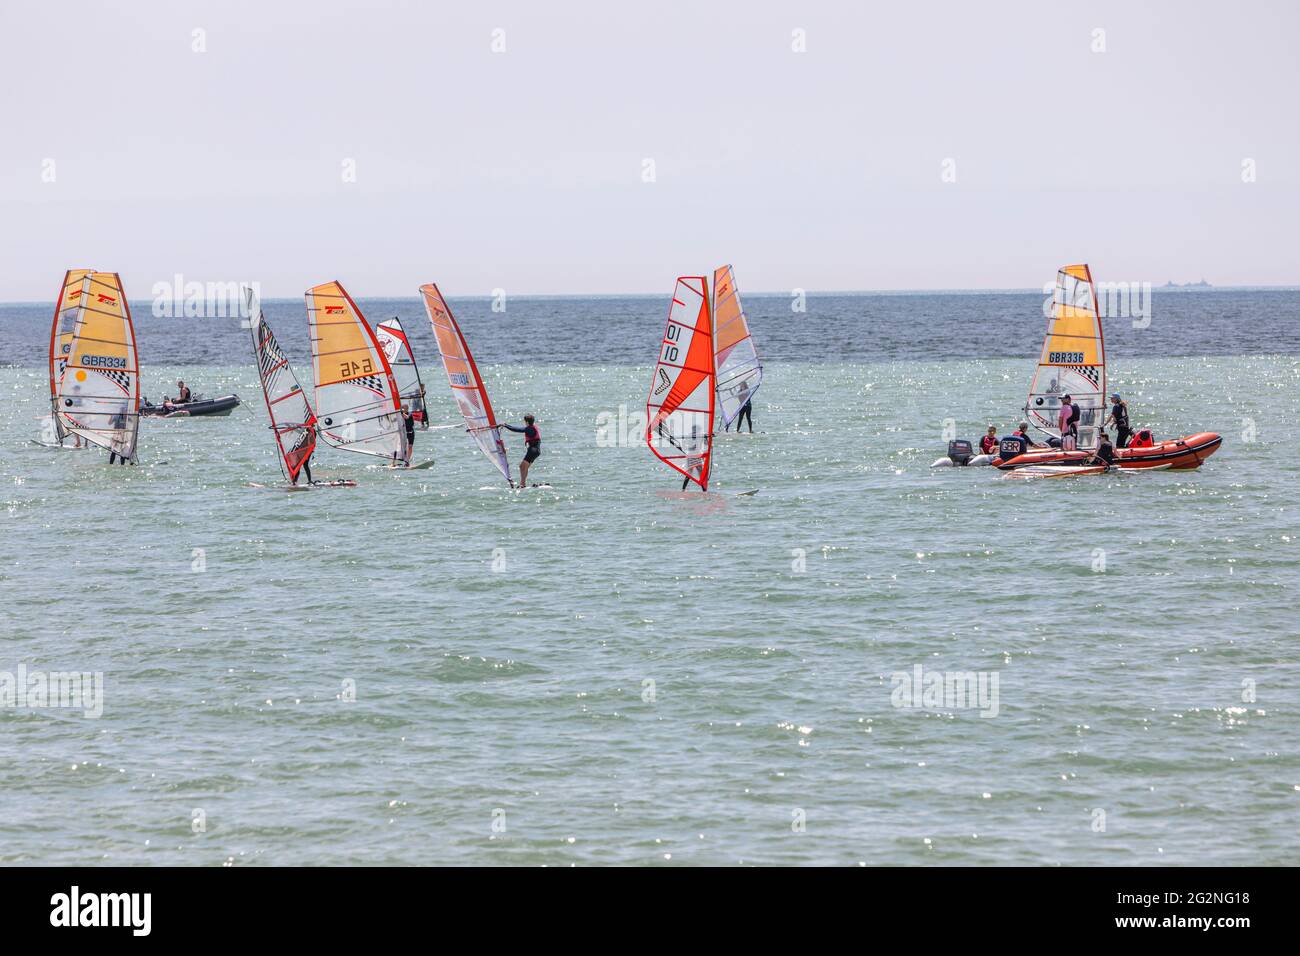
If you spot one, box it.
[1105,393,1131,448]
[502,414,540,487]
[401,405,416,461]
[1086,431,1116,470]
[729,379,755,433]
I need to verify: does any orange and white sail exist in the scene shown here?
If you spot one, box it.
[712,264,762,428]
[247,288,317,483]
[1025,264,1107,449]
[47,268,94,444]
[646,276,715,490]
[419,283,512,485]
[304,280,408,464]
[53,272,140,460]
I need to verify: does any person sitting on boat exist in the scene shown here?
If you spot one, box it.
[1105,393,1131,448]
[176,380,192,403]
[998,422,1038,460]
[501,414,541,487]
[1085,430,1116,470]
[1127,428,1155,449]
[979,425,999,455]
[1058,394,1081,451]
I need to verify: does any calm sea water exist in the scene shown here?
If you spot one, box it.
[1,290,1297,865]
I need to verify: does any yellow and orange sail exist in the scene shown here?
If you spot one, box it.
[1025,264,1107,449]
[53,272,140,459]
[304,280,408,464]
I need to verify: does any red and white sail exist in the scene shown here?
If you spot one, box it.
[375,316,427,426]
[247,288,317,483]
[646,276,715,490]
[419,283,512,485]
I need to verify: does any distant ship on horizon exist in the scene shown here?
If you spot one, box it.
[1160,279,1214,289]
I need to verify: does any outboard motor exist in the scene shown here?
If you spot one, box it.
[947,439,974,466]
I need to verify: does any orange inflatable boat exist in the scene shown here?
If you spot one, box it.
[994,432,1222,471]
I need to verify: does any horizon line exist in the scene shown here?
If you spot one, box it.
[3,282,1299,307]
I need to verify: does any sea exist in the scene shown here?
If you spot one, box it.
[1,287,1297,865]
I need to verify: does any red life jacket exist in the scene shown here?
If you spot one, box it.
[980,435,998,454]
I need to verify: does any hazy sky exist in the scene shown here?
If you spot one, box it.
[2,0,1297,298]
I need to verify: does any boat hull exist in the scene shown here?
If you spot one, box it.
[142,394,241,417]
[994,432,1222,471]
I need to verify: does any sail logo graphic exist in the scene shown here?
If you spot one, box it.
[654,368,671,395]
[97,294,117,305]
[449,373,470,386]
[324,305,346,315]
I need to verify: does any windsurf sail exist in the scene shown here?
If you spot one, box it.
[54,272,140,460]
[712,264,762,427]
[646,276,715,490]
[247,288,317,483]
[48,268,94,444]
[304,280,408,464]
[419,283,512,485]
[1026,264,1106,450]
[375,316,427,426]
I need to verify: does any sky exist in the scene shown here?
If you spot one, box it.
[1,0,1298,298]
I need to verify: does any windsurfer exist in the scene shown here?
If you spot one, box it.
[728,380,754,433]
[401,405,416,460]
[502,414,541,487]
[1105,394,1131,448]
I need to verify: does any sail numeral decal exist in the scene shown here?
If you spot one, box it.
[339,358,375,378]
[1048,351,1085,364]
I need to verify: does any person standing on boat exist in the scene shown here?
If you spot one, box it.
[1058,394,1081,451]
[501,414,541,487]
[1105,394,1131,448]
